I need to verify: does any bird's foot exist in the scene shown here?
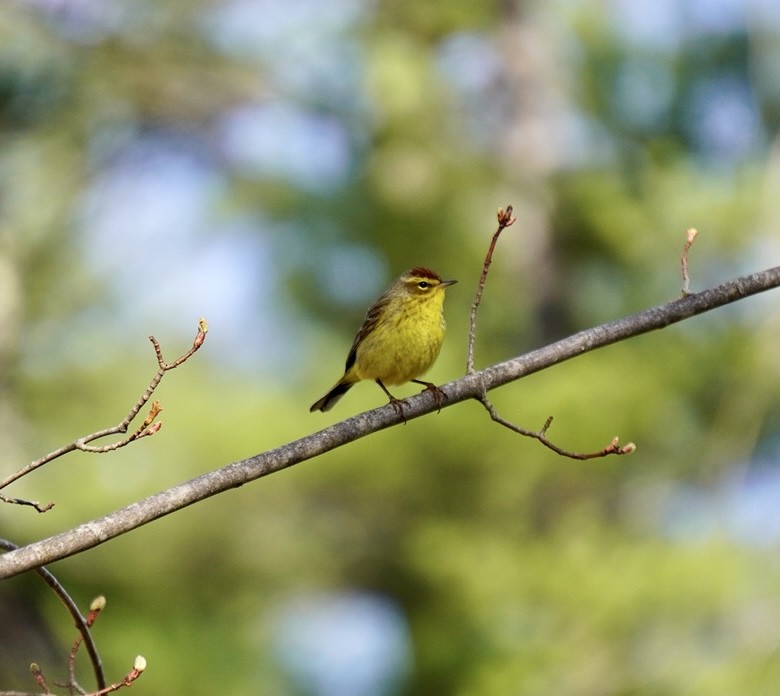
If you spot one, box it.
[388,396,409,423]
[376,380,408,423]
[413,380,447,413]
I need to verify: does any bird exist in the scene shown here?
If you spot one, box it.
[310,267,457,414]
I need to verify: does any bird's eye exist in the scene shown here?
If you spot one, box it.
[417,281,429,289]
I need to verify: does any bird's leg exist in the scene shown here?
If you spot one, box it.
[412,380,447,413]
[376,379,407,422]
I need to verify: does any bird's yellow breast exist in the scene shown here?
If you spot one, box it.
[352,291,447,385]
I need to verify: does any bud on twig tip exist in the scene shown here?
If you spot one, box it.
[146,422,163,436]
[90,595,107,611]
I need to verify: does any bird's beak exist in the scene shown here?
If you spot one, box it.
[441,279,458,287]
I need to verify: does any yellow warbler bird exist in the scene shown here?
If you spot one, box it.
[310,267,457,413]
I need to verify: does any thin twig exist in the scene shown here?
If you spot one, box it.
[467,206,631,457]
[0,555,143,696]
[0,539,105,690]
[87,657,145,696]
[477,389,635,459]
[466,206,516,374]
[681,227,699,295]
[30,663,50,694]
[0,319,208,496]
[66,597,106,693]
[1,656,143,696]
[75,403,163,454]
[0,493,54,513]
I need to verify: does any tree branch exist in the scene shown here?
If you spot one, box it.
[468,206,635,458]
[0,266,778,578]
[0,320,208,502]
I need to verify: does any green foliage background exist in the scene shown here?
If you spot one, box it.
[1,1,780,694]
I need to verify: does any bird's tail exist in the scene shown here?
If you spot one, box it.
[309,380,354,412]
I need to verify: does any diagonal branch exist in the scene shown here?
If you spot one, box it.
[0,265,778,579]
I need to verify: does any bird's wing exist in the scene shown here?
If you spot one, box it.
[344,295,388,373]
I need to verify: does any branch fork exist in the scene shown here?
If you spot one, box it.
[467,206,635,459]
[0,319,208,511]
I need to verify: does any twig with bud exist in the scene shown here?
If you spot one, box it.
[468,206,635,459]
[13,656,146,696]
[681,227,698,295]
[466,205,516,374]
[0,319,208,510]
[87,656,146,696]
[0,542,145,696]
[480,396,636,459]
[0,539,105,692]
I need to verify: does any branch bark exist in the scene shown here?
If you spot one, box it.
[1,266,778,579]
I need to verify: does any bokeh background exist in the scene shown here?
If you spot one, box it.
[2,0,780,694]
